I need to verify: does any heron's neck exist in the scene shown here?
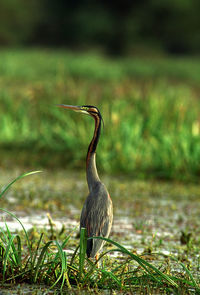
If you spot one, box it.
[86,152,100,191]
[86,116,101,192]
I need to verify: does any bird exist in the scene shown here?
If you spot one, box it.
[57,104,113,259]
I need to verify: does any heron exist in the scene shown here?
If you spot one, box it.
[57,104,113,259]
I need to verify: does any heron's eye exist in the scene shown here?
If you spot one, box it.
[82,106,89,111]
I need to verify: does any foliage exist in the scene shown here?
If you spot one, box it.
[0,173,200,293]
[0,49,200,181]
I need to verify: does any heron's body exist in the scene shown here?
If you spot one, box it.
[80,177,113,257]
[58,104,113,258]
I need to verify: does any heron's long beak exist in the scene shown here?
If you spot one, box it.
[57,104,81,111]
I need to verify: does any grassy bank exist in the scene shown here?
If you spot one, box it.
[0,49,200,181]
[0,172,200,294]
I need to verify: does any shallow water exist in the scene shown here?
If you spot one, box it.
[0,168,200,293]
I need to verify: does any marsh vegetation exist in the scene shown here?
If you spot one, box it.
[0,50,200,294]
[0,49,200,180]
[0,169,200,294]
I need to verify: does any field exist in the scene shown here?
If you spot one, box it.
[0,49,200,294]
[0,49,200,180]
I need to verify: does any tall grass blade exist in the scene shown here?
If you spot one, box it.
[50,240,70,289]
[101,269,122,288]
[0,170,42,265]
[52,233,73,263]
[179,262,200,292]
[79,227,87,279]
[33,240,53,283]
[0,171,42,199]
[171,256,200,292]
[90,236,178,288]
[16,235,22,270]
[2,234,19,281]
[32,233,44,272]
[0,209,33,263]
[4,223,21,267]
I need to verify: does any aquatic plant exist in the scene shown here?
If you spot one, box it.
[0,172,200,293]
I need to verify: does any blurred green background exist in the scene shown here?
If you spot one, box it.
[1,0,200,55]
[0,1,200,181]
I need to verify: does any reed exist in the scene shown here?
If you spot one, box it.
[0,50,200,180]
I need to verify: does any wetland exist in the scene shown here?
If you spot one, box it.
[0,168,199,294]
[0,49,200,293]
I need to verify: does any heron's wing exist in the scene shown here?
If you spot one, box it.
[80,191,113,257]
[80,199,94,257]
[89,207,112,258]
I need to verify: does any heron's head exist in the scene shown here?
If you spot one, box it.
[57,104,102,119]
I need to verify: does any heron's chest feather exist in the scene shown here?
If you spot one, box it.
[86,188,112,215]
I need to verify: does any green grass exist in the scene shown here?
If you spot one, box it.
[0,172,200,294]
[0,49,200,181]
[0,212,199,294]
